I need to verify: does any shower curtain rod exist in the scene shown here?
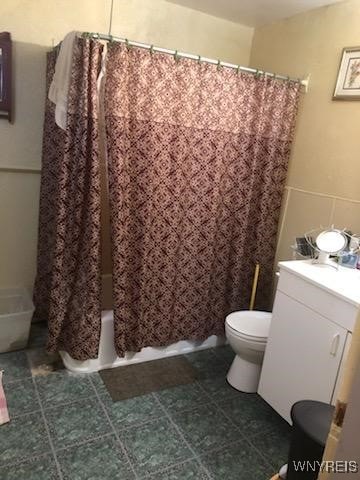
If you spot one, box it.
[81,32,309,91]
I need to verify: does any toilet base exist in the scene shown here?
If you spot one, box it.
[227,354,262,393]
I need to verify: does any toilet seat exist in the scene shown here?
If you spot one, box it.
[226,324,267,343]
[225,311,271,341]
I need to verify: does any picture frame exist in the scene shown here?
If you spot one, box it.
[333,46,360,100]
[0,32,12,121]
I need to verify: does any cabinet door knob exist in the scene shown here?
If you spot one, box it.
[330,333,340,356]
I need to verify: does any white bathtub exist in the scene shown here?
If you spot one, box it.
[60,309,226,373]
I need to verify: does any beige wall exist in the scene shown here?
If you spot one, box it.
[0,0,253,290]
[3,0,360,291]
[250,0,360,263]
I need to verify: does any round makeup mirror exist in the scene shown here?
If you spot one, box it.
[315,229,347,267]
[315,230,347,254]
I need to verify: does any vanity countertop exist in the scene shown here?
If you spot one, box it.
[278,260,360,307]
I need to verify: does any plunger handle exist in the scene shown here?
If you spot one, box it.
[249,263,260,311]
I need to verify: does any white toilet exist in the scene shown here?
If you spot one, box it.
[225,310,272,393]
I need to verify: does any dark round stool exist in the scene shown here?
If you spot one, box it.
[286,400,335,479]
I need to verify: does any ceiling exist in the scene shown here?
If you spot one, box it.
[167,0,344,27]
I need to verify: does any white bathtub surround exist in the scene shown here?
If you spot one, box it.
[60,310,226,373]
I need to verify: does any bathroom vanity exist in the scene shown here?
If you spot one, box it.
[258,260,360,424]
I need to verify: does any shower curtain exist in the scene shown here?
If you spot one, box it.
[33,38,103,360]
[105,43,300,357]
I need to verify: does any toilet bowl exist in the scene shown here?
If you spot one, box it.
[225,310,272,393]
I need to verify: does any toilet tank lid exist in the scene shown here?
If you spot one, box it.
[226,311,272,338]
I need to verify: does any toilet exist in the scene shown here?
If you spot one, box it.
[225,310,272,393]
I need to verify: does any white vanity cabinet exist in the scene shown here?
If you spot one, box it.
[258,260,360,424]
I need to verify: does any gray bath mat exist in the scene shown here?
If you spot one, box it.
[99,355,198,401]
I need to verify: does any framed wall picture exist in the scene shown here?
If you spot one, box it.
[0,32,12,121]
[333,46,360,100]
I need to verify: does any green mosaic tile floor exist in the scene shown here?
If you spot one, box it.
[0,324,291,479]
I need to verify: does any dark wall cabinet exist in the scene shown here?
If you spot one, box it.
[0,32,12,122]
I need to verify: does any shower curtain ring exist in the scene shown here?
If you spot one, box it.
[197,55,201,65]
[150,45,154,55]
[125,38,131,50]
[217,59,221,71]
[174,50,180,62]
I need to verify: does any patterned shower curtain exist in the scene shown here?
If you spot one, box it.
[33,38,103,360]
[105,43,300,357]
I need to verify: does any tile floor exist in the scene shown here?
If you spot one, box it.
[0,324,291,479]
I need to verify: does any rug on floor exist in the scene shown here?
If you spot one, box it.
[100,355,199,401]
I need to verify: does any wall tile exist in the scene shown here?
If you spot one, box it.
[332,199,360,236]
[276,189,333,263]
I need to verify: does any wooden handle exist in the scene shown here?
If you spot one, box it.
[249,263,260,311]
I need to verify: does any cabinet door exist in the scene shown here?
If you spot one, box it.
[331,331,352,405]
[258,291,347,423]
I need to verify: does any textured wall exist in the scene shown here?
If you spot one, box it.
[3,0,360,291]
[0,0,253,290]
[250,0,360,263]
